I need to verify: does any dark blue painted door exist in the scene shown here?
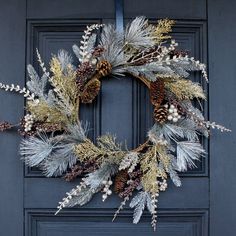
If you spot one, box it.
[0,0,235,235]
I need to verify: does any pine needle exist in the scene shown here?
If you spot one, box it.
[165,78,206,100]
[153,19,175,44]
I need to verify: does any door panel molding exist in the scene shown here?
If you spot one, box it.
[25,209,208,236]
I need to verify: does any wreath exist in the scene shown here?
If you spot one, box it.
[0,17,230,230]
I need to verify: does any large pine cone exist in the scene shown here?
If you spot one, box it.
[96,60,112,77]
[150,79,165,108]
[154,106,168,124]
[80,78,101,103]
[114,170,129,194]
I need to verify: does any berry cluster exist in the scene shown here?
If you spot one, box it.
[23,114,35,132]
[165,104,181,122]
[159,179,168,191]
[102,180,113,201]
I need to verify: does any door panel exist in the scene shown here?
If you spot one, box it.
[0,0,235,236]
[26,209,207,236]
[208,0,236,235]
[25,9,209,235]
[0,0,25,236]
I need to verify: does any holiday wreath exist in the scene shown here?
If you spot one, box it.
[0,17,230,229]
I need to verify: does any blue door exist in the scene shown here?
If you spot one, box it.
[0,0,235,235]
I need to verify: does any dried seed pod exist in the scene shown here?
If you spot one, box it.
[154,106,168,124]
[150,78,165,108]
[64,160,98,182]
[80,78,101,103]
[114,170,129,194]
[92,46,105,57]
[36,123,63,133]
[119,170,142,198]
[169,49,188,58]
[0,121,13,131]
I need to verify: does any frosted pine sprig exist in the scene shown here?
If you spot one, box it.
[79,24,104,62]
[119,152,139,173]
[0,82,39,103]
[112,195,130,221]
[187,107,230,132]
[55,181,87,215]
[150,193,158,231]
[36,48,50,79]
[167,53,208,82]
[205,121,231,132]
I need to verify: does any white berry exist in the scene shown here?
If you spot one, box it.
[91,58,97,65]
[167,115,173,120]
[173,117,178,122]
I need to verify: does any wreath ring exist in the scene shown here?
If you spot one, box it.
[0,17,230,230]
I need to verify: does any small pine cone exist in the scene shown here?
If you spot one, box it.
[150,79,165,108]
[154,106,168,124]
[77,62,94,80]
[76,79,85,92]
[92,46,105,57]
[96,60,112,77]
[114,170,129,194]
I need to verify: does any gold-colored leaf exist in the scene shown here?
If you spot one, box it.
[164,79,206,100]
[27,100,68,124]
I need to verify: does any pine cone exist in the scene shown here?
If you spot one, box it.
[92,46,105,57]
[77,62,94,79]
[150,79,165,108]
[0,121,13,131]
[119,170,142,198]
[76,62,95,91]
[154,106,168,124]
[114,170,129,194]
[96,60,112,77]
[80,78,101,103]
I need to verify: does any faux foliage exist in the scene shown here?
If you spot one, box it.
[0,16,231,230]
